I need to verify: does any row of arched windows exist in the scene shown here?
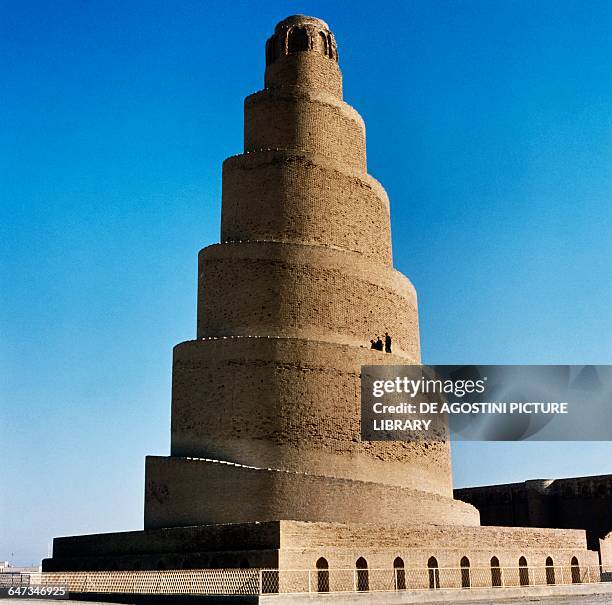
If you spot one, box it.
[314,555,582,592]
[459,555,581,588]
[265,27,338,66]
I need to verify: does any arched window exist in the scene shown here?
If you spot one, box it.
[288,27,309,53]
[428,556,440,589]
[316,557,329,593]
[490,556,502,587]
[393,557,406,590]
[318,31,328,55]
[356,557,369,591]
[571,557,581,583]
[519,556,529,586]
[327,34,336,60]
[460,556,471,588]
[545,556,555,585]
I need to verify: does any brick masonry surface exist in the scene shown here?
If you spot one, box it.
[43,15,600,574]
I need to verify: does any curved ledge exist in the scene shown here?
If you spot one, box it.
[246,87,364,131]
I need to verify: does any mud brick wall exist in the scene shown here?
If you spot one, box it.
[196,243,416,352]
[170,338,452,496]
[456,476,612,551]
[221,151,390,263]
[144,457,478,530]
[278,520,598,585]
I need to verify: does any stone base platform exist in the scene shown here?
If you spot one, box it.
[42,520,598,573]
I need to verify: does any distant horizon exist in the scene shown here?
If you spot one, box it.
[2,0,611,566]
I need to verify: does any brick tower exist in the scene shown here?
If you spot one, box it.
[143,14,478,529]
[44,15,597,576]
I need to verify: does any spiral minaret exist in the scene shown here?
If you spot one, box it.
[45,15,597,578]
[144,15,479,529]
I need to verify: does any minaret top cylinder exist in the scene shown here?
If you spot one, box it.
[264,15,342,98]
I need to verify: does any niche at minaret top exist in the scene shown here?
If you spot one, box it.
[263,16,342,98]
[265,15,338,64]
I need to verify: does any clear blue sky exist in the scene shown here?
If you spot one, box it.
[1,0,611,566]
